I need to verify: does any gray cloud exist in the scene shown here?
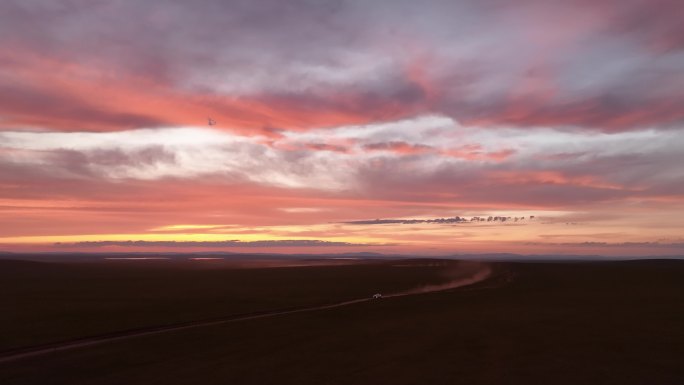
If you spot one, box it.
[54,239,384,248]
[1,0,682,131]
[343,216,532,225]
[2,123,682,208]
[0,145,177,180]
[527,241,684,249]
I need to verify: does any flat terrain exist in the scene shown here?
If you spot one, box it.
[1,259,683,384]
[0,258,458,350]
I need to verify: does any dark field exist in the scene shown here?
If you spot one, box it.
[1,258,683,385]
[0,258,457,350]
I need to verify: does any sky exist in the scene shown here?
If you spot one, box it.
[1,0,683,257]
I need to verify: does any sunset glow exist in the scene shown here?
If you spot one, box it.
[1,1,683,257]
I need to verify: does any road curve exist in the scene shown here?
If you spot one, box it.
[0,263,493,364]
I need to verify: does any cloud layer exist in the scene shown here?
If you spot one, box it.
[1,1,683,256]
[55,240,379,248]
[1,0,683,133]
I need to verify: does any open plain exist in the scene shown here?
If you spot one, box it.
[1,257,682,385]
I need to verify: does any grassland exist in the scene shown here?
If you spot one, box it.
[0,258,455,350]
[1,259,683,385]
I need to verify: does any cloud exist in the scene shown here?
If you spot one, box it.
[527,241,684,249]
[2,120,683,209]
[1,0,682,133]
[0,128,355,187]
[1,1,683,254]
[343,215,532,225]
[54,239,386,248]
[303,143,349,153]
[442,146,516,161]
[363,141,433,155]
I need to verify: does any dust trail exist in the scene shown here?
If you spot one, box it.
[0,261,493,364]
[386,261,492,298]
